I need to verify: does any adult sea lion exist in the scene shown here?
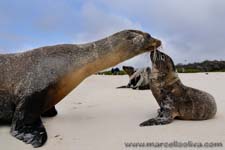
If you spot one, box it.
[0,30,161,147]
[140,50,217,126]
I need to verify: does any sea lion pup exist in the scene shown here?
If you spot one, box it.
[129,67,151,90]
[117,66,151,90]
[117,66,137,88]
[140,50,217,126]
[0,30,161,147]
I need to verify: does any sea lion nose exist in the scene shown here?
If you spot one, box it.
[155,39,161,47]
[145,37,161,51]
[152,38,161,47]
[144,32,161,48]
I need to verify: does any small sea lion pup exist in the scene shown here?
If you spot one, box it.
[0,30,161,147]
[117,66,151,90]
[140,50,217,126]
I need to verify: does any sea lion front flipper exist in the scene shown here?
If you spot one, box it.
[10,99,47,148]
[11,116,47,147]
[140,89,176,126]
[41,106,58,117]
[140,106,174,126]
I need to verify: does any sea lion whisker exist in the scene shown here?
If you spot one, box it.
[153,46,157,63]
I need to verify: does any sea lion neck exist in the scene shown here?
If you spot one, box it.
[42,30,161,110]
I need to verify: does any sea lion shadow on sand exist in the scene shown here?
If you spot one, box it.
[140,50,217,126]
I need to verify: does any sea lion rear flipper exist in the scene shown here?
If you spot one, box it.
[10,99,47,148]
[140,107,174,126]
[41,106,58,117]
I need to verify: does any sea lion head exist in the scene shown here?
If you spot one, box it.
[112,30,161,57]
[150,50,176,79]
[122,66,135,77]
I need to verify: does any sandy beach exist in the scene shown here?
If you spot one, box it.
[0,73,224,150]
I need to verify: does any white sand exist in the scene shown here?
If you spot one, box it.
[0,73,225,150]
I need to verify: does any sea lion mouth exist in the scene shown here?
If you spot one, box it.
[146,41,161,52]
[141,32,161,52]
[153,39,162,48]
[149,38,162,51]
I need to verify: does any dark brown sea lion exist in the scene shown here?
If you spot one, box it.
[0,30,161,147]
[140,50,217,126]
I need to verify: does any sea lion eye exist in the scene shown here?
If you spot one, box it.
[161,55,165,61]
[146,34,151,39]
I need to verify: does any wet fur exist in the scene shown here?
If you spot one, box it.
[140,50,217,126]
